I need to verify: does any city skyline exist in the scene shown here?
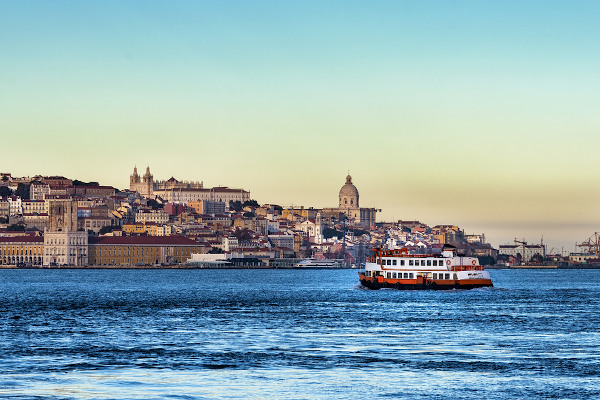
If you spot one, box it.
[2,1,599,252]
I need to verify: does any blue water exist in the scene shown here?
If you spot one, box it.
[1,269,599,399]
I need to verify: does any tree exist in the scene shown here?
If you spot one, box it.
[208,247,224,254]
[229,201,243,212]
[147,199,163,209]
[15,183,30,200]
[233,228,252,241]
[7,224,25,231]
[323,228,343,240]
[0,186,11,197]
[243,199,259,207]
[243,211,255,218]
[99,225,119,235]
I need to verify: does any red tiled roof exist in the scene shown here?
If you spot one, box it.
[0,236,44,243]
[89,235,200,246]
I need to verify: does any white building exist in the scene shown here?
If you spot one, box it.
[135,209,169,224]
[43,231,88,266]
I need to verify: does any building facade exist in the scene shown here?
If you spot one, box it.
[88,236,202,266]
[321,175,377,228]
[0,235,44,266]
[43,199,88,266]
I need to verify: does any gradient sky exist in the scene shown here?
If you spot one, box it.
[2,1,599,252]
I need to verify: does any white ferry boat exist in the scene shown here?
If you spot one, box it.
[358,245,493,290]
[294,259,343,268]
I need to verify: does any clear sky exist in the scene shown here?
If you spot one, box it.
[1,1,599,252]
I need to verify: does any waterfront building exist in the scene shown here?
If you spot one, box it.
[88,235,202,266]
[43,199,88,266]
[0,235,44,266]
[268,232,295,250]
[499,244,545,261]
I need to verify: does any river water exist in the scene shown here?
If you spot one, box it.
[1,268,599,399]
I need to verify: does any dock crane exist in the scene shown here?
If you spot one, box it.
[577,232,600,257]
[514,238,527,262]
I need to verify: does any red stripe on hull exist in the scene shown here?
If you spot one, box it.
[358,273,492,290]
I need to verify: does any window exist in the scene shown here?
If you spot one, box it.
[409,273,414,279]
[427,260,431,266]
[400,260,405,266]
[387,272,391,278]
[445,273,450,279]
[433,273,437,279]
[392,272,397,278]
[409,260,414,266]
[392,260,397,266]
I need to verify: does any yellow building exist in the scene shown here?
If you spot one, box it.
[281,207,317,221]
[0,236,44,266]
[122,222,161,236]
[88,235,202,266]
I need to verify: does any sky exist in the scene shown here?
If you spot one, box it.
[1,1,599,252]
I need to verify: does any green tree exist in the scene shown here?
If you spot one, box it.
[229,201,243,212]
[243,199,259,207]
[15,183,30,200]
[7,224,26,231]
[99,225,120,235]
[323,228,343,239]
[0,186,11,197]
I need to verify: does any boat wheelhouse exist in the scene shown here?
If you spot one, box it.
[358,245,493,290]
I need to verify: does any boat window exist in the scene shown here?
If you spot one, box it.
[392,260,397,266]
[409,259,414,266]
[432,260,437,266]
[392,272,397,278]
[409,273,414,279]
[445,273,450,279]
[427,260,432,266]
[400,260,405,266]
[433,273,437,279]
[387,272,391,278]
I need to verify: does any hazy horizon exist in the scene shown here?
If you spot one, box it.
[2,1,599,253]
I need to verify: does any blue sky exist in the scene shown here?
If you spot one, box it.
[1,1,599,250]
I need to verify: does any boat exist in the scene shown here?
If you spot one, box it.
[358,244,493,290]
[294,259,343,268]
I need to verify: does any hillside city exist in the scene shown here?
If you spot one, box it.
[0,168,597,268]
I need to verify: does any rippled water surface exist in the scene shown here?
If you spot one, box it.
[1,269,599,399]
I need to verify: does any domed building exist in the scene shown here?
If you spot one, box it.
[321,174,377,228]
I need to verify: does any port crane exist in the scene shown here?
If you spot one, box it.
[577,232,600,257]
[514,238,528,262]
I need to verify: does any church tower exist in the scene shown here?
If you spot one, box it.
[130,166,154,197]
[130,166,140,188]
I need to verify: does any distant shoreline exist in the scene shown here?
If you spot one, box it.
[0,265,355,270]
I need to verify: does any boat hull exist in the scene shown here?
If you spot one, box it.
[358,274,493,290]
